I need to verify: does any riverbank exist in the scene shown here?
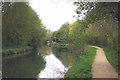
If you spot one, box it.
[64,47,97,78]
[2,46,33,59]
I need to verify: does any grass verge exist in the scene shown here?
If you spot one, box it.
[103,47,119,74]
[2,46,32,54]
[64,47,97,78]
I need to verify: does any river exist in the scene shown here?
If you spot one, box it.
[2,46,77,78]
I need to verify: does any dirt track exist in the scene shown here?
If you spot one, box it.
[92,46,118,78]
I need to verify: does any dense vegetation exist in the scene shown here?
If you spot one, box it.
[52,2,119,77]
[52,20,87,57]
[2,2,46,54]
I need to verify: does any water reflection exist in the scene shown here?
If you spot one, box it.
[3,53,45,78]
[52,48,78,67]
[2,46,75,78]
[38,54,68,78]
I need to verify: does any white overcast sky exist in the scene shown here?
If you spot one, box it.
[29,0,77,31]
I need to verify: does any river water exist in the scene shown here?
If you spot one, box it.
[38,54,68,78]
[2,46,76,78]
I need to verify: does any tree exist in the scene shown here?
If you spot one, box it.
[52,22,69,44]
[74,1,118,23]
[2,2,46,49]
[74,1,118,50]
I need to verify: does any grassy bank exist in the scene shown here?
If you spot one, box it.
[2,46,32,57]
[103,48,119,74]
[64,47,97,78]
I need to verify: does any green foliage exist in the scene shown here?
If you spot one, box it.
[103,47,119,74]
[51,1,119,78]
[52,2,118,77]
[86,2,118,23]
[2,46,32,54]
[86,17,118,51]
[73,1,95,18]
[74,2,118,23]
[52,22,69,44]
[52,20,87,54]
[3,3,31,46]
[64,47,97,78]
[2,2,46,49]
[73,2,119,51]
[74,2,118,51]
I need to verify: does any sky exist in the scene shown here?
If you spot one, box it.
[29,0,77,31]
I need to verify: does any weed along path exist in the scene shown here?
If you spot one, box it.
[91,46,118,78]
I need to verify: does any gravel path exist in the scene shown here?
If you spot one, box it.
[92,46,118,78]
